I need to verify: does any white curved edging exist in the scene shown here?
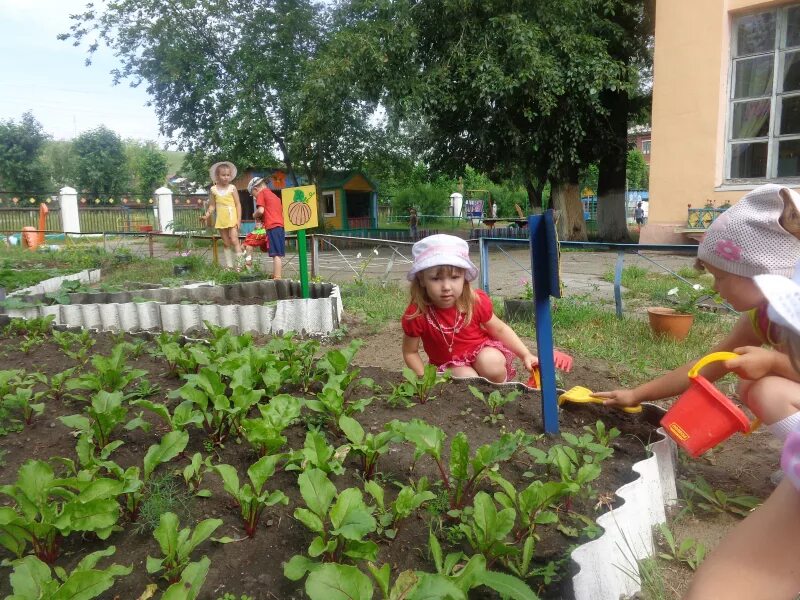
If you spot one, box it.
[8,269,102,297]
[570,421,677,600]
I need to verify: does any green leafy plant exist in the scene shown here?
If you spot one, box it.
[170,366,264,445]
[0,459,123,562]
[52,328,96,364]
[664,283,706,315]
[19,333,46,354]
[66,342,147,397]
[241,394,301,456]
[304,376,375,433]
[468,385,520,423]
[2,384,45,425]
[458,491,517,566]
[44,279,89,304]
[59,390,150,449]
[2,315,54,337]
[41,367,77,403]
[146,511,222,583]
[214,454,288,538]
[134,472,195,535]
[679,476,760,518]
[655,523,706,570]
[161,557,211,600]
[182,452,214,497]
[5,546,131,599]
[364,479,436,539]
[400,365,450,405]
[340,415,400,480]
[127,379,162,401]
[285,430,348,476]
[285,469,378,578]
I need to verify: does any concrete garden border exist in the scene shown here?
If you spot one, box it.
[5,276,343,337]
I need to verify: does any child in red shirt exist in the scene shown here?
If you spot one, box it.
[401,234,538,383]
[249,176,286,280]
[242,177,270,270]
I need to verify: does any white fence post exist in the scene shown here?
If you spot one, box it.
[59,186,80,234]
[155,187,174,233]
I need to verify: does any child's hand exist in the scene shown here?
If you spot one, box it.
[199,213,209,225]
[593,389,640,409]
[726,346,780,380]
[522,353,539,372]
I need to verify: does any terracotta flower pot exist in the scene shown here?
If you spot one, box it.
[647,307,694,341]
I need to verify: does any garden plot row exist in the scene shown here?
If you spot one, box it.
[0,318,668,600]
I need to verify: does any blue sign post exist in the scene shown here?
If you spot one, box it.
[529,211,561,434]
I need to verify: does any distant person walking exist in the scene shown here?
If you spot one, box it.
[634,201,646,229]
[491,200,498,219]
[409,207,418,240]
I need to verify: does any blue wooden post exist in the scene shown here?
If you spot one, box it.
[479,237,489,293]
[529,212,561,434]
[614,251,625,318]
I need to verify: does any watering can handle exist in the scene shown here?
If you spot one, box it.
[687,352,739,379]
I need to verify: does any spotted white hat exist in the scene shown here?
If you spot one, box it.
[407,234,478,282]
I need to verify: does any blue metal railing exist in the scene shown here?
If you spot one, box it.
[475,237,703,318]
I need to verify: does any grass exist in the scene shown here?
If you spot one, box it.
[334,277,734,389]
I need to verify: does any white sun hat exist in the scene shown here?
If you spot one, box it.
[407,234,478,282]
[754,260,800,335]
[209,161,238,183]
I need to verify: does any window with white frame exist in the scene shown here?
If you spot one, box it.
[728,6,800,179]
[642,139,651,154]
[323,191,336,216]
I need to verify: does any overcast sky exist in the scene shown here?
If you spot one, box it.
[0,0,164,143]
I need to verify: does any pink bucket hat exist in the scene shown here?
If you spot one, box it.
[209,161,238,183]
[697,184,800,278]
[754,260,800,336]
[407,234,478,282]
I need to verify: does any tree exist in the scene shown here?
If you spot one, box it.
[626,149,649,190]
[60,0,379,222]
[72,126,128,197]
[330,0,639,240]
[126,141,168,197]
[0,111,50,194]
[42,140,78,189]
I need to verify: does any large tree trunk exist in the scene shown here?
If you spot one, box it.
[550,178,586,241]
[597,89,631,242]
[525,177,544,210]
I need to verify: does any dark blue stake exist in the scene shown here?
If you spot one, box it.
[529,211,561,434]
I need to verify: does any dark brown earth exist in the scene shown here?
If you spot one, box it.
[0,328,667,599]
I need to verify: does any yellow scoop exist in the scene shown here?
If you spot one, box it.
[558,386,642,414]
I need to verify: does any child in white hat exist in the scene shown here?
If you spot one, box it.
[402,234,538,383]
[685,261,800,599]
[201,161,243,270]
[597,184,800,440]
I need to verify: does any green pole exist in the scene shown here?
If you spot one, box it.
[298,229,309,298]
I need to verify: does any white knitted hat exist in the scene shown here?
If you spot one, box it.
[697,184,800,277]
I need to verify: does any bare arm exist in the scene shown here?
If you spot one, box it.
[232,187,242,228]
[596,314,763,407]
[402,334,425,376]
[202,187,216,222]
[483,314,538,372]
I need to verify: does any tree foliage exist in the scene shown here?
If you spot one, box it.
[60,0,378,193]
[0,112,50,194]
[41,141,78,190]
[626,149,649,190]
[72,126,129,197]
[126,141,169,197]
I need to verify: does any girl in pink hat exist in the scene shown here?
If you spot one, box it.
[685,261,800,599]
[402,234,538,383]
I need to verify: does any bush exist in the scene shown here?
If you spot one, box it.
[392,182,451,216]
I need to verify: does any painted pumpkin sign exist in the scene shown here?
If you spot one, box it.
[281,185,318,232]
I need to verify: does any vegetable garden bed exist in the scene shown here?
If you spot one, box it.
[0,321,662,599]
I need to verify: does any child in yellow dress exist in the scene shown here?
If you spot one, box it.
[201,161,243,270]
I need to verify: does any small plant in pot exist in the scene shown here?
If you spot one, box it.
[504,278,534,321]
[647,283,705,341]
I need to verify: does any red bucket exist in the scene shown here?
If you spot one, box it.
[660,352,752,457]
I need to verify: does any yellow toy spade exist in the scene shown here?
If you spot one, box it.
[558,386,643,414]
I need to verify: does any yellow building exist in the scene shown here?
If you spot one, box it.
[645,0,800,243]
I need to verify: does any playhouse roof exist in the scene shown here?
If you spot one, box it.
[318,170,377,191]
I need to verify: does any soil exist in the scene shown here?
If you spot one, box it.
[0,328,663,600]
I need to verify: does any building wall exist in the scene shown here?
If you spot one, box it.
[644,0,800,243]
